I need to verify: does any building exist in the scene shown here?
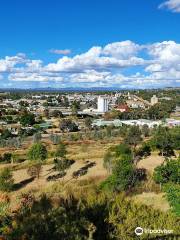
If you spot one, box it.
[151,95,158,105]
[126,95,151,109]
[97,96,109,113]
[166,118,180,127]
[120,119,162,128]
[115,104,129,112]
[92,119,123,127]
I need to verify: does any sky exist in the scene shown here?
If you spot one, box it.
[0,0,180,89]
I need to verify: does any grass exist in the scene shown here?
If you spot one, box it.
[132,192,170,212]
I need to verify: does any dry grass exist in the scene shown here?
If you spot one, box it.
[132,192,170,212]
[137,152,164,175]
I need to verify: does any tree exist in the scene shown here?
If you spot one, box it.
[101,154,135,192]
[71,101,80,115]
[59,119,78,132]
[27,163,42,179]
[20,113,35,126]
[50,133,61,145]
[124,125,142,160]
[84,117,92,130]
[33,132,42,143]
[55,142,67,159]
[43,108,49,118]
[103,143,132,173]
[164,183,180,216]
[2,153,12,163]
[0,129,12,140]
[50,110,63,118]
[0,168,14,192]
[153,126,174,156]
[28,143,47,162]
[141,124,150,137]
[153,158,180,184]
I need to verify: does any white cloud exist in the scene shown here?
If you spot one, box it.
[49,49,71,55]
[0,40,180,88]
[103,40,141,59]
[9,72,64,82]
[0,54,28,73]
[159,0,180,12]
[45,45,145,73]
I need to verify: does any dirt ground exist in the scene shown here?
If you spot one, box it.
[12,157,107,194]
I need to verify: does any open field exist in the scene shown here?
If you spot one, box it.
[0,136,174,213]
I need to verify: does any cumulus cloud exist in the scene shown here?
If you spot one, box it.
[9,72,64,82]
[0,54,28,73]
[45,45,145,73]
[0,40,180,88]
[145,41,180,82]
[103,40,141,59]
[159,0,180,12]
[49,49,71,55]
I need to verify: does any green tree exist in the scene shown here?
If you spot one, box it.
[124,125,142,159]
[84,117,92,130]
[153,126,174,156]
[55,142,67,159]
[164,183,180,216]
[103,143,132,173]
[101,154,135,192]
[28,142,47,162]
[153,158,180,184]
[20,113,35,126]
[0,168,14,192]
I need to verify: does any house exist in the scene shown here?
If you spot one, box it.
[92,119,123,127]
[115,104,129,112]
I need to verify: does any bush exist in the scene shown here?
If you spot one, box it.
[27,163,42,179]
[0,168,14,192]
[163,183,180,216]
[28,142,47,162]
[153,158,180,184]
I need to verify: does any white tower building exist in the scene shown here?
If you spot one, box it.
[98,96,109,113]
[151,95,158,105]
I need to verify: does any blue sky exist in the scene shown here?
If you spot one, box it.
[0,0,180,89]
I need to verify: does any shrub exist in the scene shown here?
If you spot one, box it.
[0,168,14,192]
[28,143,47,162]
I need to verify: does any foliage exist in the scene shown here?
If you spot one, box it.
[27,142,47,162]
[101,155,135,192]
[136,143,151,158]
[54,158,74,174]
[0,153,12,163]
[20,113,35,126]
[0,192,179,240]
[163,183,180,216]
[59,119,78,132]
[124,125,142,152]
[33,132,42,143]
[0,129,12,140]
[103,143,132,173]
[49,133,61,145]
[84,117,92,129]
[153,126,174,156]
[153,158,180,184]
[55,142,67,158]
[0,168,14,192]
[27,163,42,179]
